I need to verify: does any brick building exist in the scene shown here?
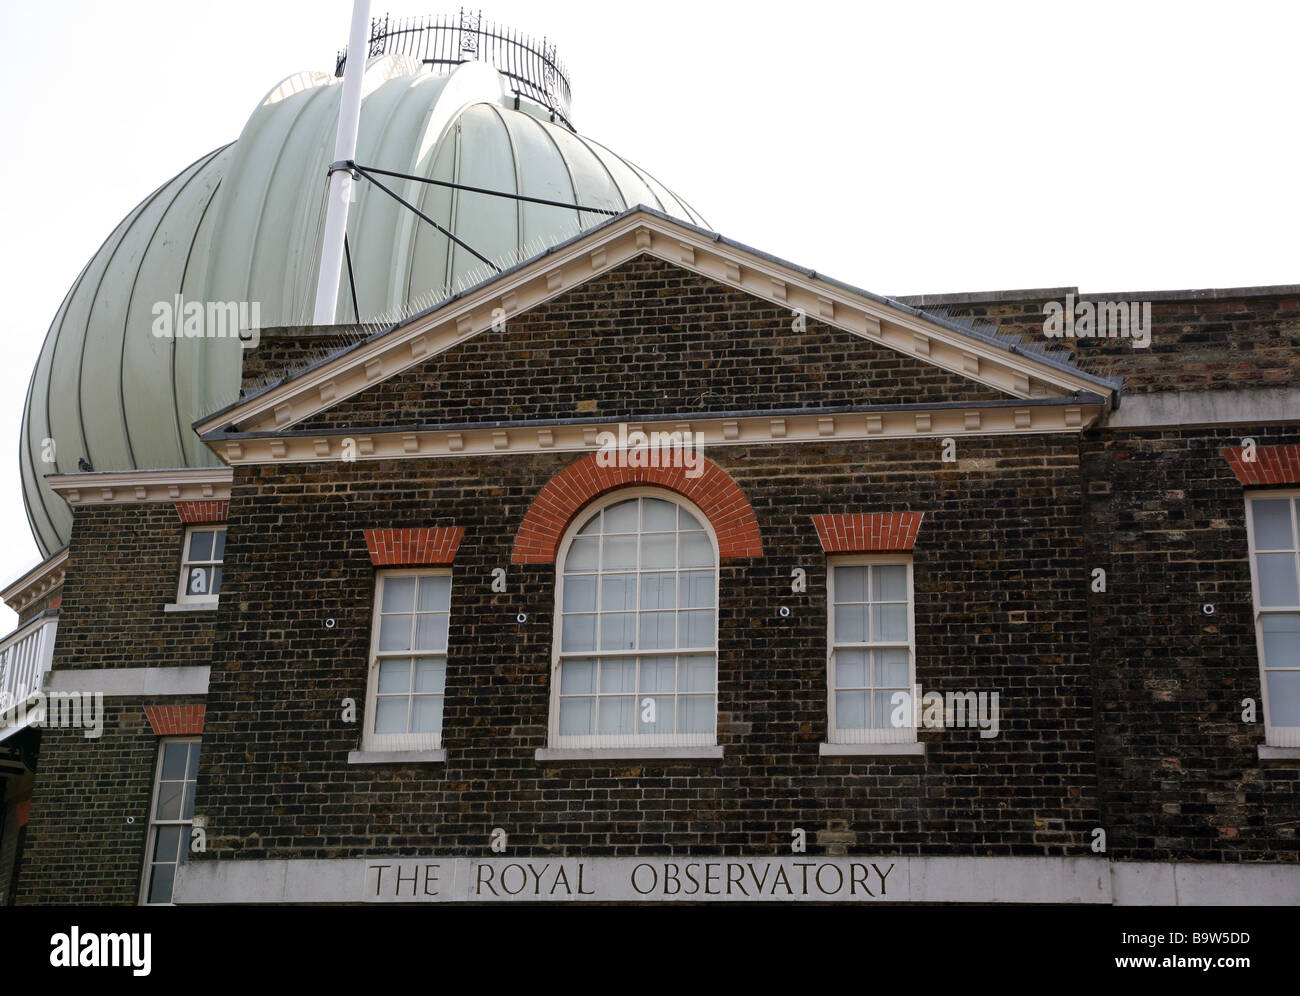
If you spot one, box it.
[1,19,1298,906]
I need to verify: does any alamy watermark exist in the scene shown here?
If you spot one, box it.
[1042,293,1151,348]
[0,690,103,739]
[595,423,705,479]
[151,295,261,348]
[889,684,1000,738]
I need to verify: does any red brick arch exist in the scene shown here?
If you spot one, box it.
[511,452,763,564]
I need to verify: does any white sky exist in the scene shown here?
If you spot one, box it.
[0,0,1296,630]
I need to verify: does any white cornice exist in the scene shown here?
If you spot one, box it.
[47,468,233,506]
[1,548,68,614]
[196,211,1115,448]
[211,400,1106,467]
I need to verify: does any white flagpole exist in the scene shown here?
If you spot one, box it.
[313,0,372,326]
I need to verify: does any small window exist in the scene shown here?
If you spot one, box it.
[550,491,719,749]
[177,526,225,604]
[363,571,451,752]
[141,738,200,905]
[827,557,916,744]
[1246,492,1300,746]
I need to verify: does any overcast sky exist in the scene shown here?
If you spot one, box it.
[0,0,1296,629]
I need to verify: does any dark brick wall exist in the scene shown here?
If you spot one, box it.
[293,255,1004,432]
[1083,423,1300,862]
[15,697,204,905]
[907,290,1300,394]
[51,504,218,671]
[191,434,1096,863]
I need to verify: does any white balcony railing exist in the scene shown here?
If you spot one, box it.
[0,613,59,742]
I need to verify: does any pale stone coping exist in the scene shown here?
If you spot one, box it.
[1258,746,1300,761]
[163,600,219,613]
[535,747,725,762]
[172,854,1300,905]
[44,665,210,697]
[1106,387,1300,429]
[347,749,446,765]
[820,742,926,757]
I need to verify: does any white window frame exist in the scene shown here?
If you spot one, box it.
[361,568,452,753]
[548,488,721,750]
[139,736,201,906]
[826,555,917,744]
[175,525,226,605]
[1244,489,1300,747]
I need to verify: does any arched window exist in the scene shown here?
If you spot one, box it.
[550,490,719,748]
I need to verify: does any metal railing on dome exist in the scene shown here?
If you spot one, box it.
[336,9,575,129]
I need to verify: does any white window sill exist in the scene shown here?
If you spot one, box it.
[1258,745,1300,762]
[163,600,220,613]
[536,746,724,762]
[348,749,446,765]
[820,742,926,757]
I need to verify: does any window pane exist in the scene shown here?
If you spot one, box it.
[834,566,867,603]
[875,648,910,687]
[414,613,449,651]
[161,742,189,780]
[566,536,599,571]
[413,657,446,694]
[639,695,674,733]
[873,565,908,602]
[561,613,596,652]
[1257,554,1299,607]
[679,507,704,532]
[411,696,443,734]
[642,498,677,531]
[639,572,676,611]
[836,690,867,729]
[598,696,635,734]
[576,514,600,536]
[640,657,676,693]
[604,500,638,533]
[209,567,223,595]
[835,604,866,643]
[559,697,594,735]
[835,649,868,689]
[872,603,908,643]
[154,781,183,821]
[603,535,637,570]
[1266,671,1300,726]
[679,654,715,692]
[379,613,412,651]
[561,659,596,694]
[185,566,213,596]
[679,695,715,733]
[678,609,714,648]
[381,577,416,613]
[680,532,712,568]
[181,782,196,821]
[680,571,714,608]
[600,659,636,694]
[1262,613,1300,669]
[641,532,675,569]
[153,825,183,863]
[564,575,597,613]
[374,697,408,734]
[212,529,226,562]
[188,530,213,563]
[601,573,636,612]
[147,864,176,905]
[639,611,676,649]
[185,743,200,780]
[1253,499,1296,550]
[877,689,909,729]
[600,613,636,650]
[418,575,452,612]
[377,658,411,694]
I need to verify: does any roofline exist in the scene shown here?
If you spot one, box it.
[897,282,1300,308]
[194,206,1120,431]
[0,547,68,612]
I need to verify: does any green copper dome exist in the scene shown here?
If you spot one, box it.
[21,54,706,554]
